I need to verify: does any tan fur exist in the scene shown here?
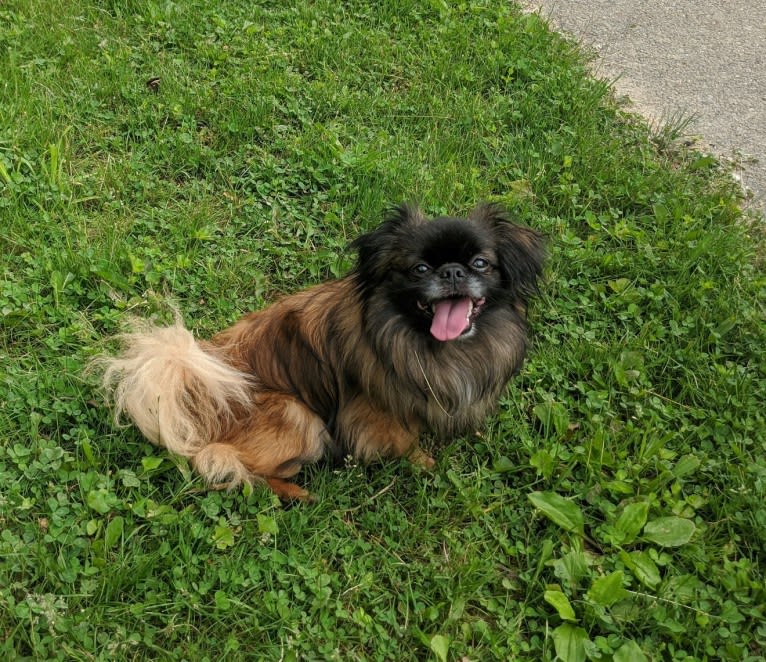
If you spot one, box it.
[100,322,253,457]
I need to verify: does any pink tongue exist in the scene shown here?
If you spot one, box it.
[430,298,472,341]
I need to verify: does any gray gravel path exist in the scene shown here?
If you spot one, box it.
[525,0,766,217]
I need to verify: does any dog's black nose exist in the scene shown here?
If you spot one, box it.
[438,264,465,282]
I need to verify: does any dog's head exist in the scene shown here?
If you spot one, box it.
[351,204,545,341]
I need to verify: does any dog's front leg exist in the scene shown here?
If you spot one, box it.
[335,395,434,467]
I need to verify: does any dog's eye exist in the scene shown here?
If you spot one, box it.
[412,263,431,275]
[472,257,489,270]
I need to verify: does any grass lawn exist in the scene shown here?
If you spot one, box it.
[2,1,765,659]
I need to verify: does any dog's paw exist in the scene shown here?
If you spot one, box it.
[265,477,315,502]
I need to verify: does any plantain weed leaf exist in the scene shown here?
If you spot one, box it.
[528,491,584,536]
[643,516,695,547]
[614,639,649,662]
[620,551,661,588]
[544,589,577,622]
[140,456,164,473]
[429,634,449,662]
[493,455,515,473]
[672,454,701,479]
[104,516,124,549]
[586,570,629,607]
[533,400,570,438]
[552,623,588,662]
[552,548,589,585]
[615,501,650,544]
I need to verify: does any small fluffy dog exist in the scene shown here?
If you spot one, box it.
[101,204,544,499]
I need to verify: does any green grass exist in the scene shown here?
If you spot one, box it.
[1,1,765,659]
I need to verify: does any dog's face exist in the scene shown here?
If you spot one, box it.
[352,204,544,342]
[391,217,503,341]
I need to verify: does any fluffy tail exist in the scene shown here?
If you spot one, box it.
[99,321,254,482]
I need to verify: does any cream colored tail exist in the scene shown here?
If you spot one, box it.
[99,321,253,479]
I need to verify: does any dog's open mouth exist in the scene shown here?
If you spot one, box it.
[417,296,486,341]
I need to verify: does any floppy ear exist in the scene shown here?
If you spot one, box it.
[470,203,545,298]
[350,204,426,284]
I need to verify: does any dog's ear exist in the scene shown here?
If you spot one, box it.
[470,203,545,298]
[350,204,426,283]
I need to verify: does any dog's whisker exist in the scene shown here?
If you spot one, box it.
[413,351,452,418]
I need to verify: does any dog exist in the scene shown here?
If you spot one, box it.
[100,203,544,499]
